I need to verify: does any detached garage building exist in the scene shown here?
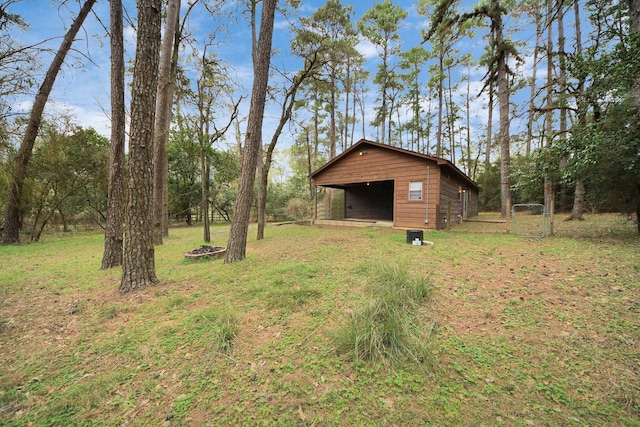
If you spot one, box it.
[310,139,479,230]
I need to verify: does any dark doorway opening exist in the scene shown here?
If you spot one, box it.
[344,180,394,221]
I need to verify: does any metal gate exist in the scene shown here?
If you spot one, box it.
[511,204,550,238]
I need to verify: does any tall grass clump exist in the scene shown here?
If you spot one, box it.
[335,263,433,366]
[184,308,239,354]
[213,311,239,353]
[186,309,238,371]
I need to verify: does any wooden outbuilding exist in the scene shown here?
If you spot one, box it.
[310,139,479,230]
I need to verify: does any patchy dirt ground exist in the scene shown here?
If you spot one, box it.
[426,215,640,423]
[1,215,638,425]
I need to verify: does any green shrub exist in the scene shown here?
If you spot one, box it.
[284,198,312,220]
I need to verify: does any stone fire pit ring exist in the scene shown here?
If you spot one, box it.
[184,245,227,260]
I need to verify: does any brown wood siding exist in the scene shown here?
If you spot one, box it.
[438,171,480,228]
[468,188,479,217]
[313,145,419,185]
[425,165,440,230]
[394,166,440,229]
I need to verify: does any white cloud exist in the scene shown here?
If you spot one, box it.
[47,100,112,138]
[355,38,378,60]
[12,97,111,139]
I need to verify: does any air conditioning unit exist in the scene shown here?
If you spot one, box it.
[406,229,423,245]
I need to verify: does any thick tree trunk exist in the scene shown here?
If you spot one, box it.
[201,150,210,243]
[2,0,96,244]
[257,146,267,240]
[630,0,640,234]
[152,0,180,245]
[59,209,68,233]
[495,2,511,219]
[566,0,586,222]
[631,0,640,107]
[484,82,493,185]
[120,0,162,292]
[565,179,585,221]
[526,3,541,156]
[544,0,555,234]
[225,0,276,263]
[557,1,569,213]
[101,0,125,269]
[164,1,194,237]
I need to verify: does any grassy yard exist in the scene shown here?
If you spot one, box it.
[1,214,639,426]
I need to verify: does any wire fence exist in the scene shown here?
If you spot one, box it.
[451,210,638,241]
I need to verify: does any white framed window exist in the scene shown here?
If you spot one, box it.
[409,181,422,201]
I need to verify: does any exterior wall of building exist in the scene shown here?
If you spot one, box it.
[438,170,464,228]
[436,170,480,228]
[394,164,440,229]
[467,187,479,218]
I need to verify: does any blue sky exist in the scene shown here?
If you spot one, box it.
[10,1,421,130]
[8,0,543,167]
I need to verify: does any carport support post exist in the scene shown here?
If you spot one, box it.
[313,184,318,224]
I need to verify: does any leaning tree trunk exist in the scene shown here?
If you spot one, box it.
[225,0,276,263]
[152,0,180,245]
[101,0,125,269]
[120,0,162,292]
[257,59,319,240]
[256,88,293,240]
[2,0,96,244]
